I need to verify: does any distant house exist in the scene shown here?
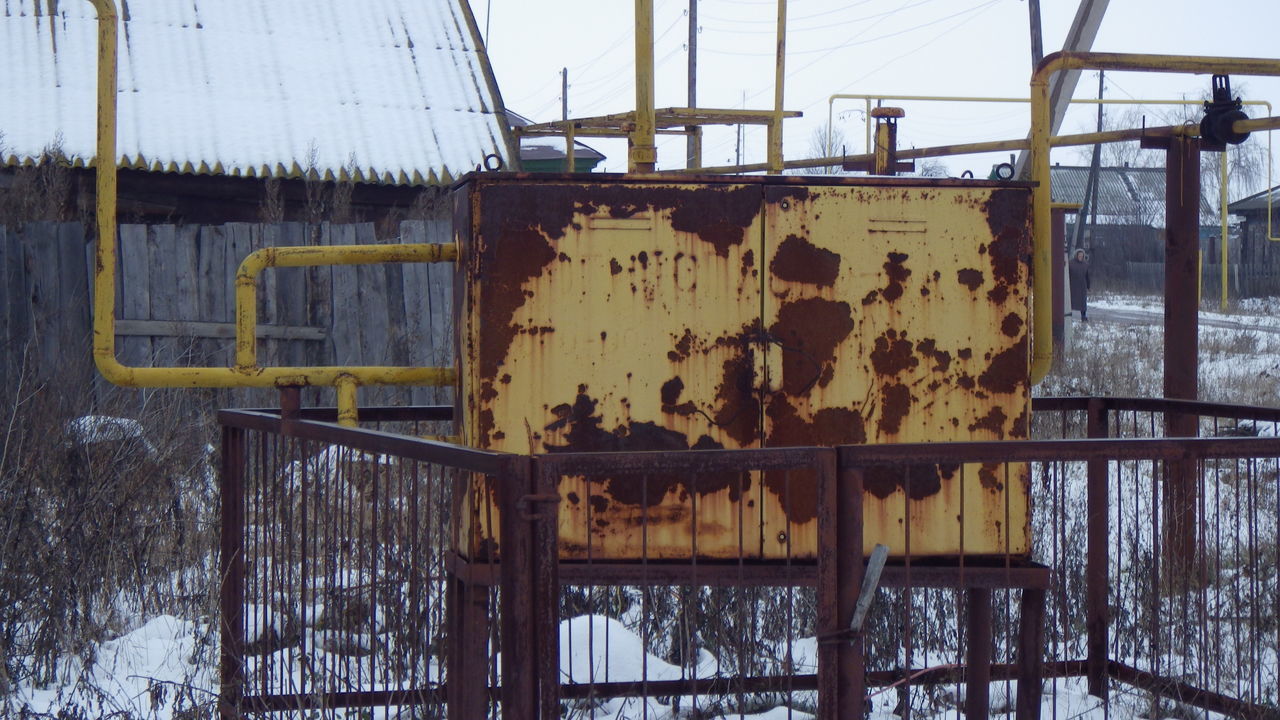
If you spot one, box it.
[1228,185,1280,265]
[1050,164,1219,290]
[508,111,606,173]
[0,0,516,227]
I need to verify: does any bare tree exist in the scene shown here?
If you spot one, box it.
[805,123,848,175]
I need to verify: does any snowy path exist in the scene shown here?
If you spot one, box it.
[1090,300,1280,334]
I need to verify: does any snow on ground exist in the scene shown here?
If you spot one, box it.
[10,616,216,720]
[8,293,1278,719]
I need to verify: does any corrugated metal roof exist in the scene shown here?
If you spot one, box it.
[0,0,512,186]
[1229,185,1280,214]
[1050,165,1214,224]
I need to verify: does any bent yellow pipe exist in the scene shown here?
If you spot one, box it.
[234,243,457,371]
[88,0,455,397]
[1030,52,1280,385]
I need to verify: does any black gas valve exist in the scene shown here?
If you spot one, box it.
[1200,74,1250,148]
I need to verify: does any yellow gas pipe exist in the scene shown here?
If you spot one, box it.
[86,0,455,428]
[1030,52,1280,384]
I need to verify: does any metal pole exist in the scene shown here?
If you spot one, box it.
[1085,397,1110,699]
[1220,155,1229,309]
[631,0,657,172]
[218,425,246,720]
[1027,0,1044,66]
[1161,134,1201,591]
[768,0,786,173]
[966,590,993,720]
[686,0,699,169]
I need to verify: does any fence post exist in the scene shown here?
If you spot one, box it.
[819,450,863,720]
[1086,397,1109,699]
[218,424,247,720]
[499,457,548,720]
[532,458,561,720]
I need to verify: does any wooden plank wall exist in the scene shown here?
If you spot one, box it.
[0,221,454,409]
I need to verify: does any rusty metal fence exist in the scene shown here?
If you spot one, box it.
[218,406,510,719]
[219,397,1280,720]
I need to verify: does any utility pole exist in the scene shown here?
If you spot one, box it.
[1073,71,1105,251]
[1027,0,1044,65]
[686,0,699,169]
[561,67,568,121]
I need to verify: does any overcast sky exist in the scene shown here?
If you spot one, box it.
[476,0,1280,190]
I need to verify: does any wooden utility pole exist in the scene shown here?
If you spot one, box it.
[1027,0,1044,65]
[561,68,568,121]
[1073,71,1105,251]
[686,0,700,169]
[1015,0,1110,176]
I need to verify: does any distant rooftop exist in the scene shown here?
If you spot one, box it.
[0,0,512,186]
[508,111,605,172]
[1228,185,1280,215]
[1050,165,1215,224]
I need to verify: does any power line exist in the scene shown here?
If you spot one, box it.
[698,0,1002,161]
[702,0,930,28]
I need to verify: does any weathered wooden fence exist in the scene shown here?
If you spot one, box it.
[1,221,453,407]
[1109,260,1280,298]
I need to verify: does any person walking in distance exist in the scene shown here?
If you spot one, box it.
[1069,248,1091,322]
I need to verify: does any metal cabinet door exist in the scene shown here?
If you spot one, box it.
[462,180,767,559]
[759,182,1032,559]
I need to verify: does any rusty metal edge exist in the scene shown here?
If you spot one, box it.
[536,445,826,475]
[839,436,1280,465]
[241,688,445,712]
[217,409,515,474]
[241,405,455,423]
[217,426,246,720]
[450,170,1033,191]
[1034,395,1280,423]
[1108,661,1279,720]
[556,661,1090,700]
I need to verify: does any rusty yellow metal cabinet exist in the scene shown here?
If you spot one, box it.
[455,175,1030,562]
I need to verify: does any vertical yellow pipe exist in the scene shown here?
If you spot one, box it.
[631,0,656,172]
[1030,71,1054,384]
[89,0,120,382]
[1220,155,1229,310]
[336,376,359,427]
[768,0,786,174]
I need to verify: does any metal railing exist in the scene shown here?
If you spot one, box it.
[218,396,1280,719]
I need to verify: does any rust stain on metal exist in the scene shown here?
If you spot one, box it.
[982,189,1030,313]
[915,338,952,373]
[978,336,1028,394]
[660,376,684,405]
[668,328,696,362]
[769,298,855,396]
[968,406,1008,435]
[589,494,610,515]
[1001,312,1024,338]
[864,464,948,500]
[660,376,699,417]
[957,268,984,291]
[711,340,761,446]
[881,252,911,301]
[770,234,841,286]
[877,382,912,435]
[870,329,918,377]
[475,227,558,381]
[764,396,866,523]
[978,463,1003,491]
[542,388,745,508]
[609,258,623,275]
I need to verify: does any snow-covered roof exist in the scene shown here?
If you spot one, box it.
[0,0,512,186]
[1229,185,1280,215]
